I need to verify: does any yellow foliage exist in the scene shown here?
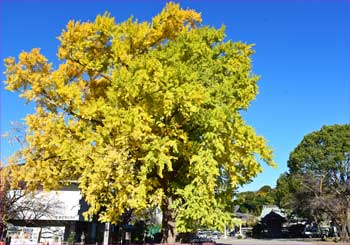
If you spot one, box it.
[4,2,275,233]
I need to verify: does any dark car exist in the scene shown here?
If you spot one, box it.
[191,237,215,244]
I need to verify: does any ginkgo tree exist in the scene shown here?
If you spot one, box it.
[4,2,275,243]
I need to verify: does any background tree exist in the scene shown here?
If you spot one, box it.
[0,165,62,240]
[235,185,276,216]
[4,3,274,242]
[0,164,25,240]
[274,173,300,213]
[286,124,350,242]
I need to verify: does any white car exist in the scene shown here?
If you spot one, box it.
[210,231,220,241]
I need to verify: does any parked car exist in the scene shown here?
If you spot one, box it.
[191,237,215,243]
[192,229,220,243]
[303,226,320,238]
[288,224,305,238]
[210,231,220,241]
[197,231,207,239]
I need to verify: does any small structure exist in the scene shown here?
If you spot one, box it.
[253,205,287,238]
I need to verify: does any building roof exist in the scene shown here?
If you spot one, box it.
[259,205,286,220]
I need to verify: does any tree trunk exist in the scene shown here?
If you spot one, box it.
[161,196,177,243]
[340,201,350,242]
[0,222,4,241]
[346,201,350,240]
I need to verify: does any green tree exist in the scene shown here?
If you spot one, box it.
[274,173,295,210]
[287,124,350,241]
[4,3,274,242]
[235,185,276,216]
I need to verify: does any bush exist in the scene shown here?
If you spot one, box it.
[67,231,76,244]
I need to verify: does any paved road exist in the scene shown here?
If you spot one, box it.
[216,237,348,245]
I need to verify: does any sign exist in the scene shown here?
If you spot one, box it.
[39,226,65,244]
[7,226,40,245]
[10,188,83,221]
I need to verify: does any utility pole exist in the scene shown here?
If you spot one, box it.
[224,224,227,239]
[103,222,111,245]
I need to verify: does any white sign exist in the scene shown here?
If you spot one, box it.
[10,188,82,221]
[7,226,41,245]
[39,226,65,244]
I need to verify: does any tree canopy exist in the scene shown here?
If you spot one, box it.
[274,173,295,213]
[282,124,350,241]
[235,185,276,216]
[4,3,274,242]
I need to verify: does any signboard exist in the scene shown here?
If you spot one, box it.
[10,188,82,221]
[8,226,65,245]
[39,226,65,244]
[7,226,40,245]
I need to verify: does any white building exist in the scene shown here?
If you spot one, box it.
[7,183,105,245]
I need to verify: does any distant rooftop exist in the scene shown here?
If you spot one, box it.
[260,205,286,219]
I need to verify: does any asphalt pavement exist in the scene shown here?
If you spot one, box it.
[216,237,349,245]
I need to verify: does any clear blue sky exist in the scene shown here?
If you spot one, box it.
[1,0,349,191]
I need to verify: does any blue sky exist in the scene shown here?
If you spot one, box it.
[1,0,349,191]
